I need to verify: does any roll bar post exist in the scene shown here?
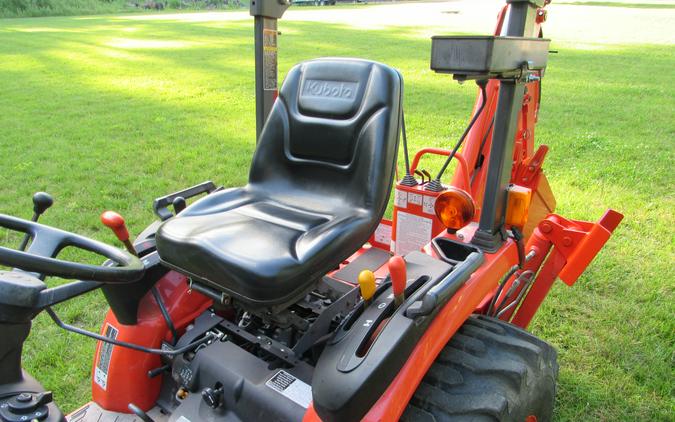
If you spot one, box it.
[250,0,290,141]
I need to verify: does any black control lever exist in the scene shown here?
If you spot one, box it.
[153,181,217,221]
[172,196,187,214]
[128,403,155,422]
[0,391,53,422]
[18,192,54,251]
[32,192,54,219]
[202,386,224,409]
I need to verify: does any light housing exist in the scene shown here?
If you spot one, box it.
[505,184,532,228]
[434,187,476,231]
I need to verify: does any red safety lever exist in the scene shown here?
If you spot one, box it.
[388,255,407,307]
[100,211,136,256]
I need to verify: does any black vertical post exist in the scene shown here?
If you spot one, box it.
[472,0,540,251]
[251,1,289,142]
[253,16,278,141]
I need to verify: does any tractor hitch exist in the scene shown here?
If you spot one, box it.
[508,209,624,327]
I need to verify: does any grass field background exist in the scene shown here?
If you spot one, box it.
[0,4,673,421]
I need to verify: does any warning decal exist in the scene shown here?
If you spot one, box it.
[266,370,312,409]
[394,189,408,208]
[395,211,433,256]
[422,194,437,215]
[408,192,423,206]
[94,324,118,390]
[374,222,392,246]
[263,29,278,91]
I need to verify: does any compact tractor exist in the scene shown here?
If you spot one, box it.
[0,0,622,421]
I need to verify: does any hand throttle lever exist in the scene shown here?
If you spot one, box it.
[388,255,407,307]
[100,211,137,256]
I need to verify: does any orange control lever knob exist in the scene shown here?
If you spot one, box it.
[388,255,407,306]
[101,211,136,256]
[101,211,129,242]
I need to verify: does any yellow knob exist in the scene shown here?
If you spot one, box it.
[358,270,377,302]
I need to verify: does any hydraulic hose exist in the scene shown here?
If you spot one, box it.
[426,80,489,192]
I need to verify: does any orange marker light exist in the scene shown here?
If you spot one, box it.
[434,187,476,231]
[358,270,377,304]
[505,184,532,228]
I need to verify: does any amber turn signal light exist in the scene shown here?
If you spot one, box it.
[505,184,532,228]
[434,187,476,231]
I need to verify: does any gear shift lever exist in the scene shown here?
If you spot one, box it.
[31,192,54,221]
[18,192,54,251]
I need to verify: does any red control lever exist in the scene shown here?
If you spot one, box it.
[388,255,407,307]
[101,211,136,256]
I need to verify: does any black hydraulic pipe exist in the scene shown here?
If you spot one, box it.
[45,307,214,356]
[399,111,417,186]
[151,287,179,345]
[426,81,488,192]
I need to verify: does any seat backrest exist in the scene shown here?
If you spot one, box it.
[249,58,403,218]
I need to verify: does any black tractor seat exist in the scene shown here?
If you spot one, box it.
[155,58,403,310]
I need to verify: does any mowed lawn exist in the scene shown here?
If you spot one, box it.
[0,8,673,421]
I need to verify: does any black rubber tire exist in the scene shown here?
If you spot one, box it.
[402,315,559,422]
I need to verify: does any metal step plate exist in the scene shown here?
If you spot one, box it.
[67,402,169,422]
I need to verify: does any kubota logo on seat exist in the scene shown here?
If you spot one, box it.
[303,79,358,99]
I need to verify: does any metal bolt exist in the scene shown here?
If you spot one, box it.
[563,236,573,247]
[17,393,32,403]
[540,222,552,233]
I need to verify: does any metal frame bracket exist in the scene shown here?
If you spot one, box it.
[537,210,623,286]
[250,0,290,19]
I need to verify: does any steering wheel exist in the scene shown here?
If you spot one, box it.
[0,213,144,283]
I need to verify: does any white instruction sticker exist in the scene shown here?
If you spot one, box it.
[266,370,312,409]
[94,324,118,390]
[374,222,392,246]
[408,192,423,206]
[394,189,408,208]
[395,211,433,256]
[422,195,437,215]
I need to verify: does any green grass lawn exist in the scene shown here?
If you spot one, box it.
[0,10,673,421]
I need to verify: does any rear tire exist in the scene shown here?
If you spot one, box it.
[402,315,558,422]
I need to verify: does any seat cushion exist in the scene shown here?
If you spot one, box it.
[156,187,372,308]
